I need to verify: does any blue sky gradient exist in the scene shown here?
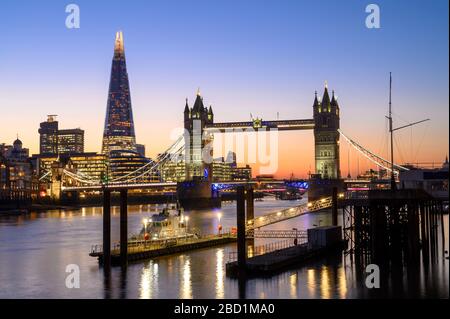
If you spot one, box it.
[0,0,448,176]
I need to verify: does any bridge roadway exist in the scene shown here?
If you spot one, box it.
[60,180,289,192]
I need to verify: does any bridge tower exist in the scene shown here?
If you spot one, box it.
[183,89,214,181]
[50,160,64,201]
[179,90,219,208]
[313,84,341,179]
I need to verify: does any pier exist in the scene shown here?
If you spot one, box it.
[90,233,237,266]
[226,237,346,277]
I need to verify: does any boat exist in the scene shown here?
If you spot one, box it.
[133,203,197,242]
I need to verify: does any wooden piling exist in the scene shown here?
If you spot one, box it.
[332,187,338,226]
[236,186,246,274]
[103,189,111,271]
[246,187,254,222]
[120,189,128,268]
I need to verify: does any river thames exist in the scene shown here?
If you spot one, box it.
[0,198,448,299]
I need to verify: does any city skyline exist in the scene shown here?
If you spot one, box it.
[1,0,448,178]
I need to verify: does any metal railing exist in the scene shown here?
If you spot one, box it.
[227,237,308,263]
[90,230,235,255]
[247,229,308,239]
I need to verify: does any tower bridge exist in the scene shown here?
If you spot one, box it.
[58,32,423,270]
[47,32,410,201]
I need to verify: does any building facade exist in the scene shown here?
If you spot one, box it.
[0,138,36,204]
[101,31,137,155]
[313,85,341,179]
[57,129,84,154]
[183,91,214,180]
[108,150,155,182]
[38,115,84,155]
[38,115,59,154]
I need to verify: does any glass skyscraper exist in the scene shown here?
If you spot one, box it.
[101,31,137,155]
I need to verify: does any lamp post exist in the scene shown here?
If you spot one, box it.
[293,227,298,245]
[142,218,150,247]
[218,212,222,235]
[185,216,189,231]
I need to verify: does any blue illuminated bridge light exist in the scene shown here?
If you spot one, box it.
[212,183,235,191]
[211,181,309,191]
[284,181,309,189]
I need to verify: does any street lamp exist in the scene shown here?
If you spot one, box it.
[143,218,151,246]
[293,227,298,245]
[217,212,223,235]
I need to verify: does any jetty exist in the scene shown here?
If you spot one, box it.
[226,226,347,277]
[90,233,236,266]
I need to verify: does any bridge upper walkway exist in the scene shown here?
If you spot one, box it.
[247,196,333,230]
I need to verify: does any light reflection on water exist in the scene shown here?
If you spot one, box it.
[0,198,448,299]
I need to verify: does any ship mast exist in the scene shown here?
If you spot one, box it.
[387,72,430,191]
[388,73,395,190]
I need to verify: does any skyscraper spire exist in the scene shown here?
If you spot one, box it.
[114,31,125,56]
[102,31,137,155]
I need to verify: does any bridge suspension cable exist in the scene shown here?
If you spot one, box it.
[38,170,51,181]
[60,135,185,186]
[109,136,184,183]
[63,169,102,185]
[338,129,409,175]
[108,136,185,183]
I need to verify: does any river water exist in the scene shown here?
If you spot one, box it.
[0,198,448,299]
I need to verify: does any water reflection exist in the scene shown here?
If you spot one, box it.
[215,249,225,298]
[140,260,159,299]
[339,267,347,298]
[320,266,330,299]
[289,272,298,298]
[307,269,316,297]
[0,200,447,299]
[180,255,192,299]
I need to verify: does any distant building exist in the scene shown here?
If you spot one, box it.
[57,129,84,154]
[0,155,9,190]
[212,157,233,181]
[399,157,449,200]
[39,115,59,154]
[136,144,146,157]
[33,153,106,181]
[160,159,185,182]
[38,115,84,155]
[0,138,35,200]
[233,165,252,181]
[109,150,155,182]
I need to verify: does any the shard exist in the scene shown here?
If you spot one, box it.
[101,31,137,155]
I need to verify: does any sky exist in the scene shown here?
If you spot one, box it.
[0,0,448,178]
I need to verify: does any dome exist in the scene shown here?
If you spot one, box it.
[13,138,22,150]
